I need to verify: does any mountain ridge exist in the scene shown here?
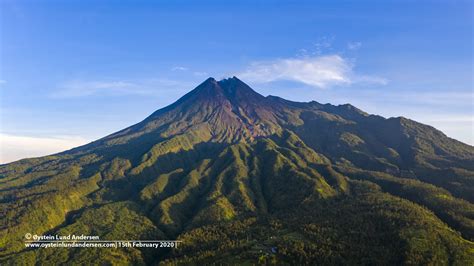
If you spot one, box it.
[1,77,473,265]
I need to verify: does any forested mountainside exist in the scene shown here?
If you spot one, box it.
[1,77,473,265]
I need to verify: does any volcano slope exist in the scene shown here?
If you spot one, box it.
[1,77,473,265]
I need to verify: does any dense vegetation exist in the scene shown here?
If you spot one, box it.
[1,77,473,265]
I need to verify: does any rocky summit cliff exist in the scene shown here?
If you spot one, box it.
[1,77,473,265]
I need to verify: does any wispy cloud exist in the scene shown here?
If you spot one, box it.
[0,79,6,84]
[171,66,188,71]
[347,90,473,107]
[51,80,144,98]
[352,75,388,85]
[313,36,334,55]
[347,41,362,50]
[238,55,387,88]
[397,91,473,106]
[408,114,474,145]
[422,115,474,123]
[193,71,208,77]
[296,37,334,57]
[51,78,195,98]
[0,133,90,164]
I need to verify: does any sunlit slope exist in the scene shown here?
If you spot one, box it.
[1,77,473,264]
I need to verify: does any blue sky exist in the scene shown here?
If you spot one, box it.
[0,0,473,163]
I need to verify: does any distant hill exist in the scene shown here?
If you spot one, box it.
[1,77,473,265]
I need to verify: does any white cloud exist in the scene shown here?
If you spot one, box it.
[171,66,188,71]
[238,55,387,88]
[0,79,6,84]
[347,42,362,50]
[0,134,90,164]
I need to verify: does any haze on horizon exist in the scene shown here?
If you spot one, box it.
[1,0,473,164]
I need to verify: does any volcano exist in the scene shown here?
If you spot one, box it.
[1,77,473,264]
